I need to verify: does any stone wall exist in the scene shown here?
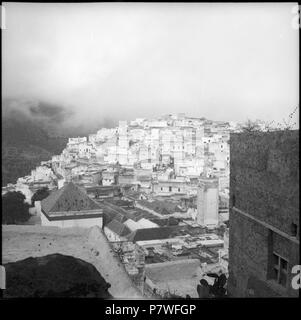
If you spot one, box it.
[230,130,299,237]
[228,130,299,297]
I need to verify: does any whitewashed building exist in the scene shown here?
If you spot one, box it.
[196,177,219,227]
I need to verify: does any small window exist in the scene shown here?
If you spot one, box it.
[169,186,172,192]
[178,188,181,192]
[232,194,236,207]
[271,253,288,287]
[291,223,298,237]
[161,187,163,191]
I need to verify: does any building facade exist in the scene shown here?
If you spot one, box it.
[196,177,219,227]
[228,130,299,297]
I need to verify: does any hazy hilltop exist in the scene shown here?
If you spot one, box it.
[2,98,68,186]
[2,98,116,186]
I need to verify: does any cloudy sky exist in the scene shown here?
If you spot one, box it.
[2,2,299,127]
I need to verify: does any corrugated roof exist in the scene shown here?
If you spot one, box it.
[41,182,101,215]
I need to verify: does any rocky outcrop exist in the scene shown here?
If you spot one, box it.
[3,253,113,298]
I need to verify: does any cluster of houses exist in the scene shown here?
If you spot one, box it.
[2,113,236,298]
[51,113,234,183]
[32,181,229,297]
[3,113,235,222]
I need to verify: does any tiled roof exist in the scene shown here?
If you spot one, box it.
[108,200,134,207]
[101,204,127,225]
[41,182,101,215]
[138,200,183,215]
[127,227,176,243]
[106,219,131,237]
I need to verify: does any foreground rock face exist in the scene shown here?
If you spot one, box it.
[3,225,142,298]
[3,253,113,298]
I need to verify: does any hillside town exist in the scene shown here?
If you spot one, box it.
[2,3,299,302]
[2,113,240,298]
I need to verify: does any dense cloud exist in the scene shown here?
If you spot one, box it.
[2,2,299,129]
[29,102,71,123]
[2,98,116,137]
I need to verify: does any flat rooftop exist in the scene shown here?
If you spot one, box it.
[145,259,202,297]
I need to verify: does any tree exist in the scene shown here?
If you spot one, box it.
[31,187,50,206]
[2,191,31,224]
[239,119,262,133]
[275,106,299,131]
[240,106,299,133]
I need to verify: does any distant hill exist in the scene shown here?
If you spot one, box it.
[2,98,116,186]
[2,118,67,186]
[2,99,68,186]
